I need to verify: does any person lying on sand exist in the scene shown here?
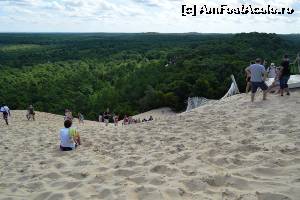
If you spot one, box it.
[60,120,81,151]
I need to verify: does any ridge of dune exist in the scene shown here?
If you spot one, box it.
[0,91,300,200]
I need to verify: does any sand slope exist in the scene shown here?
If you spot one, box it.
[0,91,300,200]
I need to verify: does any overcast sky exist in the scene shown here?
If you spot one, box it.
[0,0,299,33]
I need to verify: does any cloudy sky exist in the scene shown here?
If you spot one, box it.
[0,0,299,33]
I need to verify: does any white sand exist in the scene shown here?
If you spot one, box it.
[0,91,300,200]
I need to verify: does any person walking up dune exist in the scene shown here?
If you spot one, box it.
[245,58,268,102]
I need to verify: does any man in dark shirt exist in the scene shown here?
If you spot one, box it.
[103,108,110,126]
[279,55,291,96]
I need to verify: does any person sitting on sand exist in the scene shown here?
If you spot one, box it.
[26,105,35,121]
[245,58,268,102]
[59,120,81,151]
[0,105,11,125]
[268,67,281,94]
[148,116,153,121]
[78,112,84,124]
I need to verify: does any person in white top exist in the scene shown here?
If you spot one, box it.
[60,120,81,151]
[0,105,11,125]
[267,63,277,78]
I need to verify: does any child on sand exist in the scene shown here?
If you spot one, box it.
[78,112,84,124]
[59,120,81,151]
[113,114,119,126]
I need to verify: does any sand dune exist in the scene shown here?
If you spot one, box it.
[131,107,176,121]
[0,91,300,200]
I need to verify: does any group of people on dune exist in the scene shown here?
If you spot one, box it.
[0,104,35,125]
[245,54,291,102]
[60,108,154,151]
[98,108,154,126]
[2,54,293,152]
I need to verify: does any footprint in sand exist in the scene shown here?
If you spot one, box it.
[43,172,61,180]
[148,177,165,186]
[33,192,52,200]
[134,186,163,200]
[114,168,137,177]
[47,193,65,200]
[129,176,147,184]
[256,192,291,200]
[150,165,179,176]
[68,190,82,199]
[182,178,207,192]
[61,181,81,190]
[54,162,66,169]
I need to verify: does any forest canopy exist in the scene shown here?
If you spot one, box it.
[0,32,299,119]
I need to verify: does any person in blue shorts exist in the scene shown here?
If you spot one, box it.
[245,58,268,102]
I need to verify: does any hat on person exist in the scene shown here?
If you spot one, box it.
[271,63,275,66]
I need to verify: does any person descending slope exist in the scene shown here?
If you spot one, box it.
[0,105,11,125]
[26,105,35,120]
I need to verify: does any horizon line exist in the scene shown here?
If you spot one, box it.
[0,31,299,35]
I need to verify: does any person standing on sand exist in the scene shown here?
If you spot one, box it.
[279,55,291,96]
[26,105,35,121]
[113,114,119,126]
[245,58,268,102]
[103,108,110,126]
[78,112,84,124]
[245,61,254,93]
[267,63,277,78]
[0,105,11,125]
[64,109,73,121]
[99,114,103,123]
